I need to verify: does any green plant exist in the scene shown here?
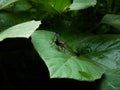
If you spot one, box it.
[0,0,120,89]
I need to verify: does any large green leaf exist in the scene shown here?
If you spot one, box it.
[0,0,18,10]
[62,33,120,89]
[69,0,97,10]
[101,14,120,33]
[0,20,41,41]
[31,30,104,81]
[99,69,120,90]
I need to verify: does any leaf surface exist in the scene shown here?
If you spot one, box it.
[101,14,120,33]
[31,30,104,81]
[0,20,41,41]
[69,0,97,10]
[62,33,120,89]
[0,0,18,9]
[100,69,120,90]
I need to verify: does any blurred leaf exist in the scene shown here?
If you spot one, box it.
[0,12,32,31]
[100,69,120,90]
[0,0,18,10]
[31,0,56,14]
[31,30,104,81]
[49,0,71,12]
[13,0,32,11]
[101,14,120,33]
[0,20,41,41]
[69,0,97,10]
[0,12,17,31]
[31,0,71,12]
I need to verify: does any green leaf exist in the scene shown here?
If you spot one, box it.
[31,0,71,12]
[13,0,32,11]
[0,12,32,31]
[0,20,41,41]
[49,0,71,12]
[31,30,104,81]
[101,14,120,33]
[31,0,57,14]
[78,35,120,69]
[62,33,120,89]
[69,0,97,10]
[100,69,120,90]
[0,12,17,31]
[0,0,18,10]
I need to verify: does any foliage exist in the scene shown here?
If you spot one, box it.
[0,0,120,89]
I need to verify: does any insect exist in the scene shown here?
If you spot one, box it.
[55,38,65,48]
[51,32,80,56]
[52,33,65,50]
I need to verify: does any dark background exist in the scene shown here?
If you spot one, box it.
[0,38,101,90]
